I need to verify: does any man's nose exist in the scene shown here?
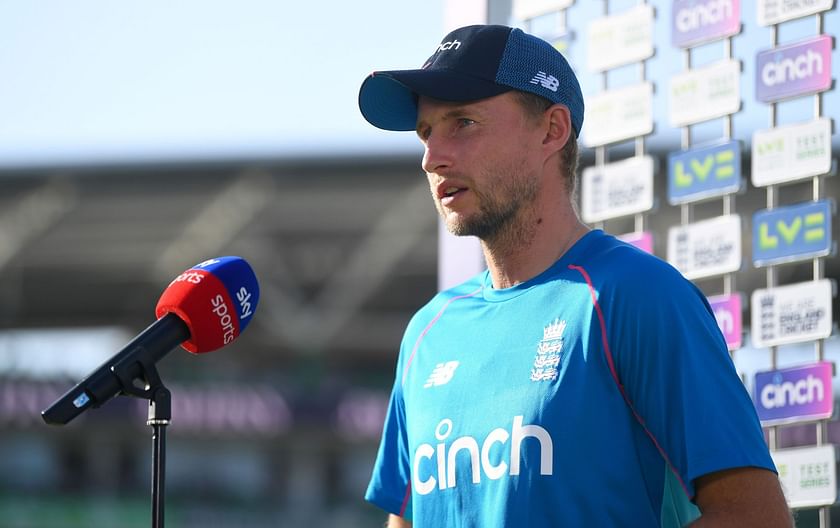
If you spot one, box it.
[421,133,454,175]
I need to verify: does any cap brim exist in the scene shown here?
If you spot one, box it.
[358,69,511,131]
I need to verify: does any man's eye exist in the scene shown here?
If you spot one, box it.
[458,118,476,127]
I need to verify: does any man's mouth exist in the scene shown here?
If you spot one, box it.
[435,180,470,206]
[440,186,468,206]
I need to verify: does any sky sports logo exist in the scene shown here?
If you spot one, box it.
[210,286,256,344]
[672,0,740,48]
[756,35,832,102]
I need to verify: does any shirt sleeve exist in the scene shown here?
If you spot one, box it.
[604,254,775,499]
[365,375,413,519]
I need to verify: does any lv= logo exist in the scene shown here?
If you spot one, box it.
[752,199,831,266]
[758,212,826,249]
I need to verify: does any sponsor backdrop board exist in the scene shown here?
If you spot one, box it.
[587,4,654,72]
[669,59,741,127]
[667,214,742,280]
[668,140,742,204]
[581,155,655,223]
[756,34,833,103]
[752,199,833,267]
[772,445,837,509]
[753,361,834,425]
[751,279,834,348]
[583,82,654,147]
[751,118,833,187]
[708,293,743,350]
[513,0,574,20]
[672,0,741,48]
[758,0,834,26]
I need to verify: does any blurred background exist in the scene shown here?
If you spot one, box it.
[0,0,837,527]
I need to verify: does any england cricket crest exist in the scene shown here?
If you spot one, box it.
[531,318,565,382]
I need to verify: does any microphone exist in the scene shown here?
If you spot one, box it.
[41,256,260,426]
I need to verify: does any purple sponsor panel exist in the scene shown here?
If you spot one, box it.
[756,35,833,103]
[617,231,653,254]
[754,362,834,426]
[707,293,742,350]
[672,0,741,48]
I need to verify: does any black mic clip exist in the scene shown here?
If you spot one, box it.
[112,346,171,425]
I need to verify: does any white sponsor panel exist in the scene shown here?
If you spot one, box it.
[669,59,741,127]
[667,215,741,279]
[751,118,833,187]
[758,0,833,26]
[587,4,654,72]
[583,82,654,147]
[751,279,834,348]
[772,445,837,509]
[513,0,574,20]
[581,156,654,222]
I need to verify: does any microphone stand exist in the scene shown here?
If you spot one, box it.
[112,348,172,528]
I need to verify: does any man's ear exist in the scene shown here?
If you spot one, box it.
[543,104,573,155]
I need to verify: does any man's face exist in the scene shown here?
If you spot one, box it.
[415,92,545,242]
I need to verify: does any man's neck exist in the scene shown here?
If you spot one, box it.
[482,211,589,290]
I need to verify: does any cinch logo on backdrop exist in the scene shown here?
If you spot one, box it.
[754,362,834,426]
[756,34,832,102]
[412,416,553,495]
[752,199,832,266]
[668,140,741,204]
[708,293,742,350]
[672,0,740,47]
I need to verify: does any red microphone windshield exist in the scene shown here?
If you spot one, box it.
[155,256,259,353]
[155,269,240,353]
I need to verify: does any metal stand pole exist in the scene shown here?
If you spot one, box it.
[112,350,173,528]
[149,387,171,528]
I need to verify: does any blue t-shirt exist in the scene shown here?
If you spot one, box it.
[366,230,775,527]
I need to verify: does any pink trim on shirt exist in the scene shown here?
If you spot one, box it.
[398,481,412,517]
[568,264,693,500]
[401,286,483,386]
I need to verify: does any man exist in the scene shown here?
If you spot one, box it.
[358,24,791,527]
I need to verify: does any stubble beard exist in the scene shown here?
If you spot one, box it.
[435,164,541,251]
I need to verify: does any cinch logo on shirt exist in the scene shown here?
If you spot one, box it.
[412,416,553,495]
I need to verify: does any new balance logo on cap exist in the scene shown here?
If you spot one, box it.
[530,71,559,92]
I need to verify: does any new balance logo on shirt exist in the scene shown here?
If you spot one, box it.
[424,361,460,388]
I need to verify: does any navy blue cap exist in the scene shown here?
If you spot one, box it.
[359,24,584,137]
